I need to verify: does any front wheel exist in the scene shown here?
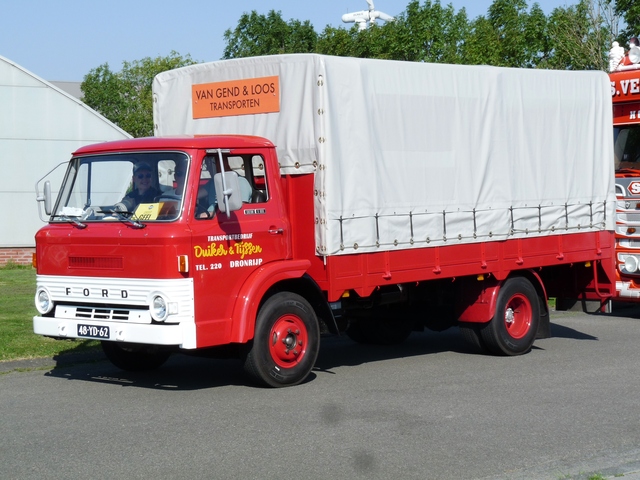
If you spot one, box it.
[101,341,171,371]
[480,277,540,356]
[243,292,320,388]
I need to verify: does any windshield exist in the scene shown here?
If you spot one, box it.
[615,125,640,171]
[51,151,189,223]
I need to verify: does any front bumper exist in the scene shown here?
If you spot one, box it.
[33,315,188,346]
[616,280,640,299]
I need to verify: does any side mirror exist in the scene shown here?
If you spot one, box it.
[43,181,52,215]
[214,172,243,216]
[35,161,67,221]
[36,181,53,216]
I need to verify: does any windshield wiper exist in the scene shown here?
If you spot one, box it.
[113,211,146,229]
[52,215,87,229]
[99,205,146,229]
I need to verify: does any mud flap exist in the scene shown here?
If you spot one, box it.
[536,297,550,339]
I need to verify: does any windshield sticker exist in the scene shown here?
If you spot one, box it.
[134,203,161,220]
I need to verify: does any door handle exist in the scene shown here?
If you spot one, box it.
[269,227,284,235]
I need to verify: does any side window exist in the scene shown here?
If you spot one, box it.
[195,157,216,219]
[225,155,269,204]
[250,155,268,203]
[227,156,252,203]
[195,154,269,219]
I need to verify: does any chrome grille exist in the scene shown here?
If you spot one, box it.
[54,305,151,324]
[75,307,130,321]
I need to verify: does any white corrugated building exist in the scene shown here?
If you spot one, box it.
[0,55,131,265]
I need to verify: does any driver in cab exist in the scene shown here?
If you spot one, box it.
[122,162,159,210]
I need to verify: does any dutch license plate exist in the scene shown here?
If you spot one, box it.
[77,324,110,339]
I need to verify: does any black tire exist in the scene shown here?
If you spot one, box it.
[243,292,320,388]
[344,318,367,344]
[480,277,540,356]
[345,308,413,345]
[459,323,488,353]
[101,341,171,371]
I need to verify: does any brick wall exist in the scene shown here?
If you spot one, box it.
[0,247,35,266]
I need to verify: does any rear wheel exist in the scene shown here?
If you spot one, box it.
[480,277,540,356]
[243,292,320,388]
[101,341,171,371]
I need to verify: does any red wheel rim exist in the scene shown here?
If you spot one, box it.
[269,314,308,368]
[503,293,532,339]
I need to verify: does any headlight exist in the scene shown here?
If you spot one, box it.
[35,288,53,314]
[625,255,639,273]
[150,295,168,322]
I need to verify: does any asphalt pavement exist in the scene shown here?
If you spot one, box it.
[2,307,640,480]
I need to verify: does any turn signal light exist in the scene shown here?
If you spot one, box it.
[178,255,189,273]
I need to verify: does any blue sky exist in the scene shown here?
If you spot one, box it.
[0,0,572,82]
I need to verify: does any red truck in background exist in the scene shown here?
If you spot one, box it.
[33,55,616,387]
[610,40,640,300]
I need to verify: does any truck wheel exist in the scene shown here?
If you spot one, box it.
[101,341,171,371]
[243,292,320,388]
[480,277,540,356]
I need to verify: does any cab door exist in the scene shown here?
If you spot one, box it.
[188,149,288,347]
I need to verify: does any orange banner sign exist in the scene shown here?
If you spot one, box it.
[192,76,280,119]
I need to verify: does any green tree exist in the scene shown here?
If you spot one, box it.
[222,10,317,59]
[615,0,639,41]
[316,1,469,63]
[316,26,356,57]
[463,0,549,68]
[316,23,396,59]
[387,0,469,63]
[541,0,617,70]
[81,51,197,137]
[221,0,617,71]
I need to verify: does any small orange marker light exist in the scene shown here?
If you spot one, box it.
[178,255,189,273]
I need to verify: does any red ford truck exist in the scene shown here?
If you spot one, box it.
[34,54,616,387]
[609,41,640,300]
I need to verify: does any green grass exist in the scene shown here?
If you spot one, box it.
[0,265,99,362]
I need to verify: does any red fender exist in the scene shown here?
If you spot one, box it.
[457,278,501,323]
[457,271,547,323]
[230,259,311,343]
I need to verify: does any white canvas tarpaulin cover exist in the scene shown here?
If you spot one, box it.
[153,54,615,257]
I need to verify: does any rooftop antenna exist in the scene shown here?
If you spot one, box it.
[342,0,394,31]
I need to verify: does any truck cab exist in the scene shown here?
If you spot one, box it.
[33,135,307,377]
[610,41,640,299]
